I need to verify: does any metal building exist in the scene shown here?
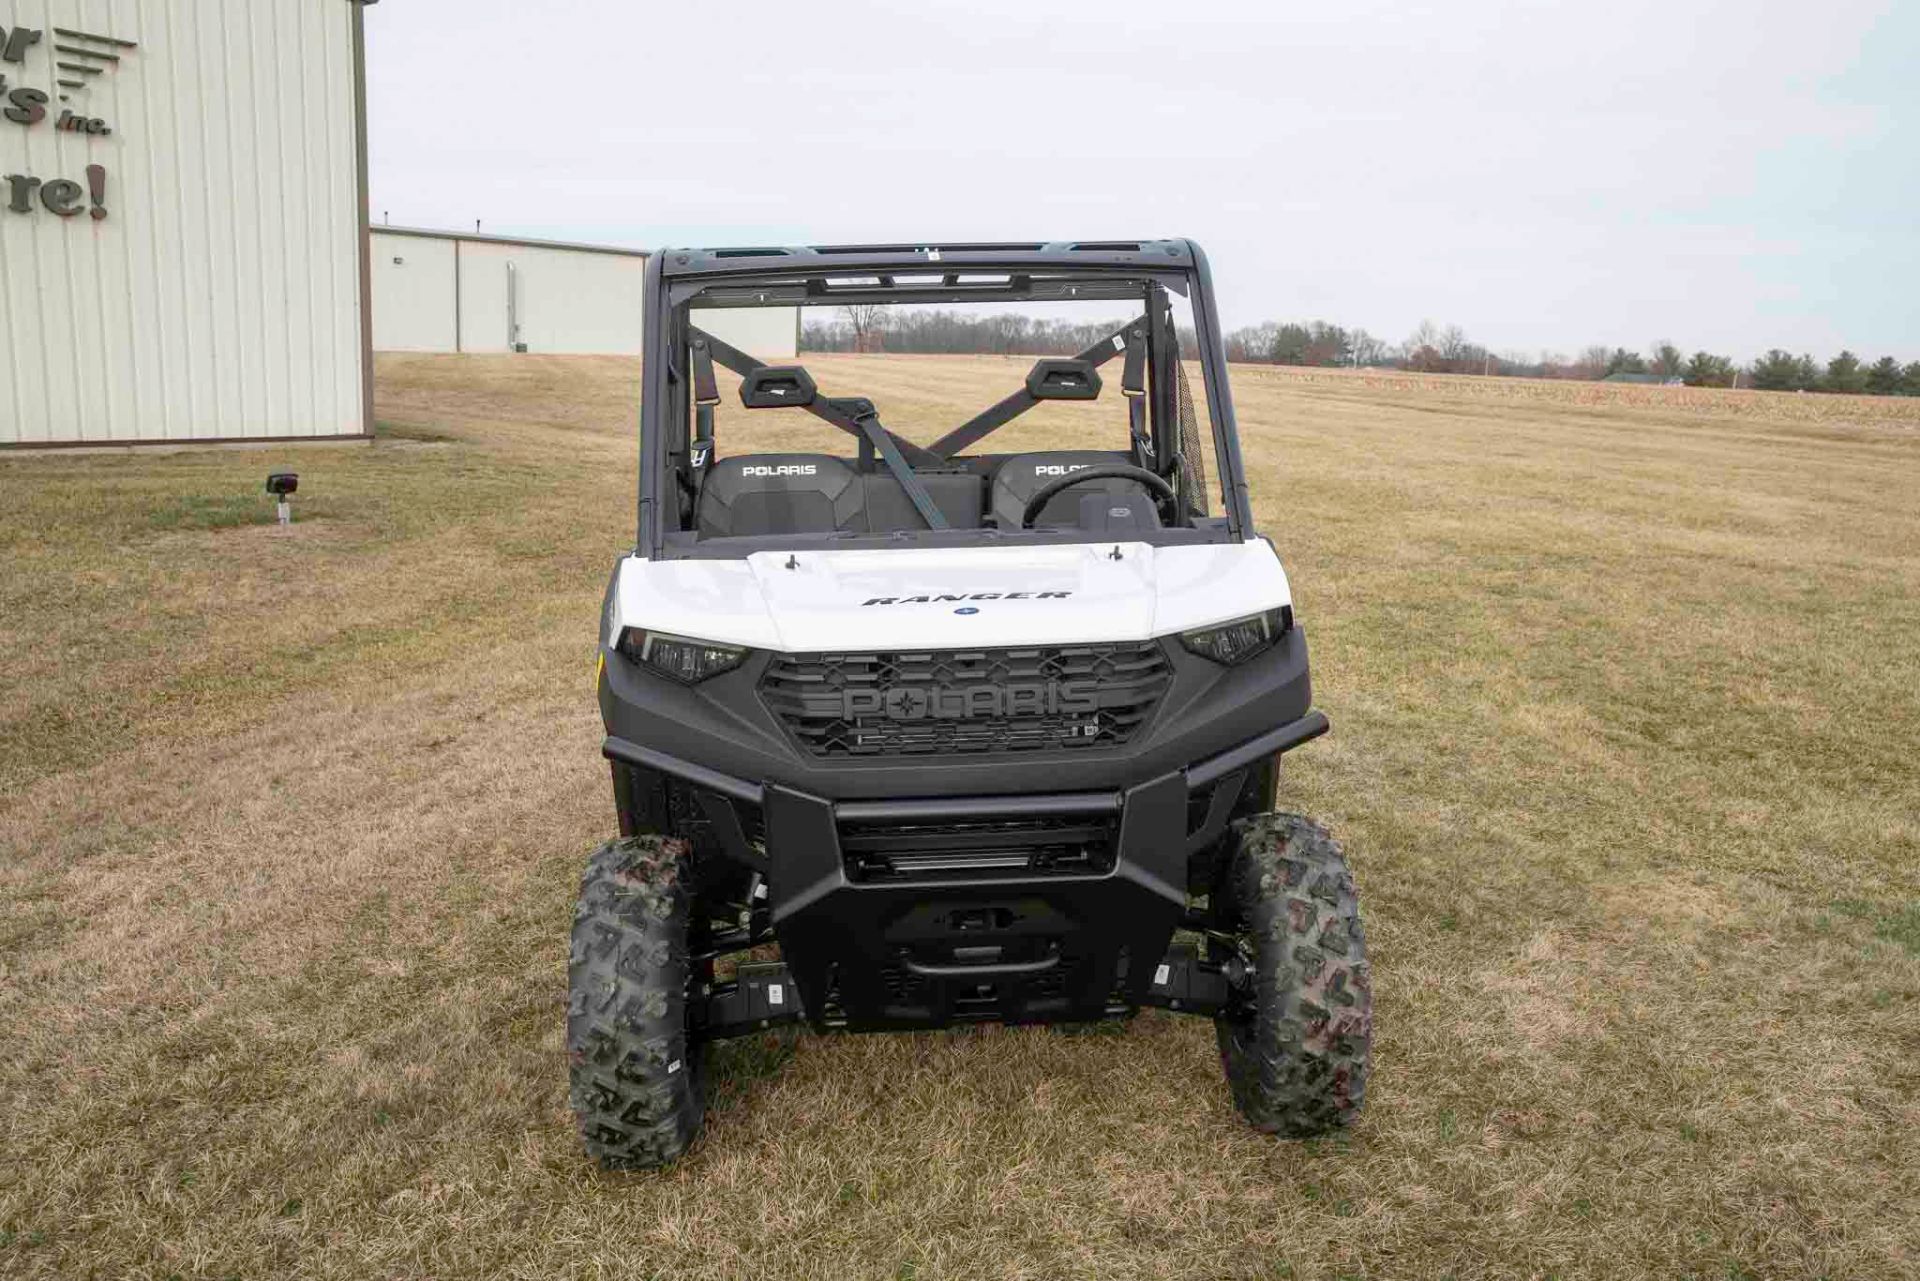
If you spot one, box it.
[370,226,799,360]
[1,0,373,447]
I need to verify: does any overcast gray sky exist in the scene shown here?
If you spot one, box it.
[363,0,1917,362]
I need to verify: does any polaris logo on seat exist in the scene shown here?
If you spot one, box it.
[816,681,1101,722]
[1034,464,1091,477]
[742,464,817,477]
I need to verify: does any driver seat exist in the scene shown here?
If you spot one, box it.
[989,451,1145,529]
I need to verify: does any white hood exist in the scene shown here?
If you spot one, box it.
[611,541,1291,652]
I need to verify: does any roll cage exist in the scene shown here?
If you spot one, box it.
[635,239,1257,558]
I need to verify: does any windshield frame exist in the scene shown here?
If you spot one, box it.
[634,241,1255,558]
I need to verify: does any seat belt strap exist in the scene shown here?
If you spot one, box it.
[692,326,941,468]
[1121,328,1154,467]
[687,326,944,530]
[689,336,720,482]
[691,334,720,406]
[1121,326,1146,397]
[824,401,949,530]
[928,319,1142,459]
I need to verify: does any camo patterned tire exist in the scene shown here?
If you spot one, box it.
[1213,813,1372,1137]
[567,835,707,1169]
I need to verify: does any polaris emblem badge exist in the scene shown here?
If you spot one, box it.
[955,606,979,615]
[810,681,1101,723]
[1034,463,1091,477]
[742,464,817,477]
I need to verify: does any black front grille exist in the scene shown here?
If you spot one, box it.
[761,642,1171,757]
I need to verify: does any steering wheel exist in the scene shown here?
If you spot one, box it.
[1021,464,1179,529]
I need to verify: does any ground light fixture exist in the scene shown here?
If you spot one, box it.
[266,472,298,525]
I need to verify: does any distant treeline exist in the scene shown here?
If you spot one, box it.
[801,307,1920,395]
[1223,321,1920,395]
[802,307,1138,356]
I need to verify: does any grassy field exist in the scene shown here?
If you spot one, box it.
[3,354,1918,1280]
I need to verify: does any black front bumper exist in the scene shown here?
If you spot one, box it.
[599,625,1322,1030]
[604,713,1327,1030]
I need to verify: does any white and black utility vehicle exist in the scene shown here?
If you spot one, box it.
[571,240,1371,1167]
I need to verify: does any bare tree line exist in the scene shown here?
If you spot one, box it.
[1231,320,1920,394]
[801,306,1920,395]
[803,308,1143,357]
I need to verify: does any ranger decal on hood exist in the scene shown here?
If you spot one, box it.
[862,591,1073,606]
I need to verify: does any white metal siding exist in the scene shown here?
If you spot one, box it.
[0,0,365,444]
[368,230,800,360]
[370,234,456,352]
[457,240,646,356]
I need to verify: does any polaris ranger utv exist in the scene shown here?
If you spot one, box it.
[572,240,1371,1168]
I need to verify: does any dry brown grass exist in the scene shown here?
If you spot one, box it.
[3,354,1917,1280]
[1235,364,1920,428]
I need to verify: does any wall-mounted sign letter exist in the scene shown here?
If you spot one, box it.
[40,177,82,215]
[2,167,110,218]
[5,172,40,212]
[55,109,113,135]
[2,25,46,64]
[4,84,49,125]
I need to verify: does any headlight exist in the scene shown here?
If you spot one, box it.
[1180,607,1292,666]
[615,627,746,683]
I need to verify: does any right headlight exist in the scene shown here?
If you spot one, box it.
[1179,606,1292,666]
[615,627,746,683]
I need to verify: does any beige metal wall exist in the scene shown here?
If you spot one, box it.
[457,239,647,356]
[369,229,801,360]
[0,0,367,445]
[369,233,456,353]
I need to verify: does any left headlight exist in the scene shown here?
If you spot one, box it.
[615,627,746,683]
[1180,607,1292,666]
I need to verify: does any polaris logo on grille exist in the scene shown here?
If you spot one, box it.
[862,591,1072,606]
[742,464,817,477]
[763,642,1169,757]
[823,681,1101,722]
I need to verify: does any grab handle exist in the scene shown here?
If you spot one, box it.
[902,951,1061,979]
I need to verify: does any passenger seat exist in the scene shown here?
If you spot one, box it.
[696,455,863,537]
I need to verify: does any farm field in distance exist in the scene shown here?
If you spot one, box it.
[2,354,1917,1279]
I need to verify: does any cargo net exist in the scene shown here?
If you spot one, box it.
[1174,360,1210,517]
